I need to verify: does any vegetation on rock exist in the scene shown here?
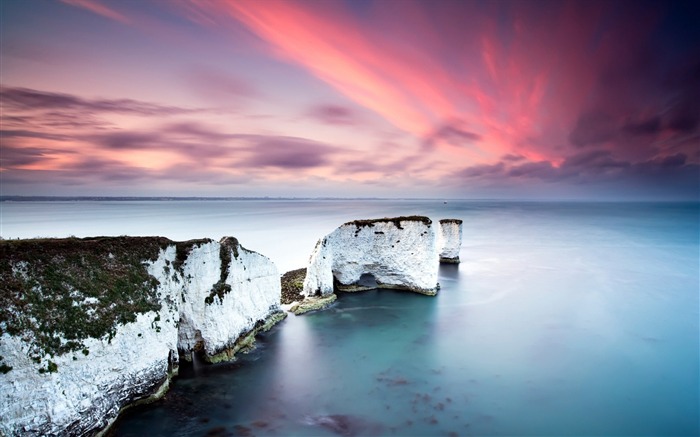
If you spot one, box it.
[439,219,463,224]
[0,237,174,370]
[345,216,432,230]
[280,268,306,304]
[204,238,235,305]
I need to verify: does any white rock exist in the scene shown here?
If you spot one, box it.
[179,238,281,359]
[303,217,444,296]
[0,237,282,436]
[438,219,463,263]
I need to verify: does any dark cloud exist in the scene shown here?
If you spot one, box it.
[336,155,424,175]
[507,161,558,180]
[501,154,526,162]
[1,111,112,131]
[168,122,242,142]
[0,129,70,141]
[454,148,699,199]
[567,13,700,160]
[307,104,357,125]
[622,116,662,136]
[665,97,700,133]
[568,111,616,147]
[560,150,629,171]
[86,123,239,160]
[457,162,505,178]
[662,58,700,133]
[657,153,687,168]
[87,123,344,169]
[244,136,336,169]
[425,120,481,149]
[0,145,66,167]
[96,132,161,150]
[0,86,199,116]
[65,158,149,181]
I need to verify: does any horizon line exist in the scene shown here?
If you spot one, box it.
[1,195,697,203]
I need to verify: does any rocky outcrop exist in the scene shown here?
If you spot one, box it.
[289,294,338,315]
[0,236,283,436]
[438,219,463,263]
[302,216,462,297]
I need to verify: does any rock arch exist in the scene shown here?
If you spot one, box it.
[303,216,463,297]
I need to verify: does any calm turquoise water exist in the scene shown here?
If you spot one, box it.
[2,200,698,436]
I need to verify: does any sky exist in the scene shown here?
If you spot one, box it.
[1,0,699,200]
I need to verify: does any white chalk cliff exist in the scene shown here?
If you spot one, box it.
[303,216,463,297]
[0,237,282,436]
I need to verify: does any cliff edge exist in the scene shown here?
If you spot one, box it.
[0,236,283,436]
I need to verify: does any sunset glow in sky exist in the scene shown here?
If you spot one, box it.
[1,0,699,199]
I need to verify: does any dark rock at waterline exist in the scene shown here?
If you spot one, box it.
[204,426,233,437]
[290,293,337,315]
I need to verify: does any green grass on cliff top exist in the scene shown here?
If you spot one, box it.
[0,237,206,370]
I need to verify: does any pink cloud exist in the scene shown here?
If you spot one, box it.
[5,0,698,198]
[177,0,592,165]
[60,0,131,25]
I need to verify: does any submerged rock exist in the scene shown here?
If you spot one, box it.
[304,414,384,437]
[0,236,283,436]
[302,216,462,297]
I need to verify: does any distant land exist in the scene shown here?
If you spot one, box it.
[1,196,695,203]
[0,196,390,202]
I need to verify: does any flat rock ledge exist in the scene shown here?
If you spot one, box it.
[289,294,338,315]
[335,281,439,296]
[206,310,287,363]
[439,256,460,264]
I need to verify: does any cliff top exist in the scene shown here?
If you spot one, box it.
[344,216,432,230]
[439,219,463,224]
[0,236,212,373]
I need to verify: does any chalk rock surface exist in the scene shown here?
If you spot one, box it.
[438,219,463,263]
[0,236,282,436]
[303,216,462,297]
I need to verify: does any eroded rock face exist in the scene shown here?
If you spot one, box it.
[0,236,282,436]
[175,238,282,361]
[438,219,463,263]
[303,216,462,297]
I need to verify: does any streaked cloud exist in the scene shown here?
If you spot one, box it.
[1,0,698,199]
[60,0,131,25]
[306,104,357,126]
[1,86,199,116]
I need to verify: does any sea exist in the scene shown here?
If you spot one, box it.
[1,199,698,436]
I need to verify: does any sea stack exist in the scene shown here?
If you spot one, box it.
[438,219,463,263]
[0,236,284,436]
[302,216,463,298]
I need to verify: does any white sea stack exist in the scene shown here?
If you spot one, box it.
[303,216,463,297]
[0,236,283,436]
[438,219,463,263]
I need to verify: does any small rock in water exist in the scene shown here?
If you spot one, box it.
[304,414,383,437]
[204,426,232,437]
[233,425,253,436]
[252,420,269,428]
